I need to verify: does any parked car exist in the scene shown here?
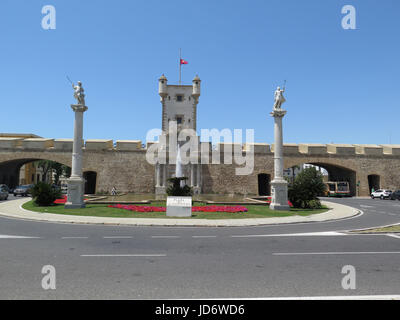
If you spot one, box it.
[371,189,392,199]
[0,184,11,193]
[0,186,8,200]
[390,190,400,200]
[13,185,33,197]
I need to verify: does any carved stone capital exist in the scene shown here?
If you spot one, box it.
[71,104,88,112]
[270,109,287,118]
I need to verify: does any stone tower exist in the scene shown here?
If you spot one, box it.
[156,74,202,195]
[159,74,201,132]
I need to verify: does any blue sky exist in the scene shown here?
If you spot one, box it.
[0,0,399,144]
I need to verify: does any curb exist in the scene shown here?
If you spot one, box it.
[0,198,361,227]
[347,222,400,234]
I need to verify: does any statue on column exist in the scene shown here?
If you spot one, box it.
[72,81,86,106]
[273,86,286,110]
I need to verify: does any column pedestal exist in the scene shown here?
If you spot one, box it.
[270,179,289,211]
[65,176,85,209]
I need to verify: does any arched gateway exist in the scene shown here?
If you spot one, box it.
[1,138,400,197]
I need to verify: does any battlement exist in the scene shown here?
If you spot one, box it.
[1,137,400,157]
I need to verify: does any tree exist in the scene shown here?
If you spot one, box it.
[36,160,54,183]
[31,182,61,206]
[61,165,71,178]
[35,161,71,185]
[288,167,326,209]
[52,162,63,185]
[290,165,301,183]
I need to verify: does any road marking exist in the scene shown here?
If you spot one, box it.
[61,237,89,239]
[387,234,400,239]
[231,231,347,238]
[80,254,167,257]
[103,236,133,239]
[273,251,400,256]
[192,236,217,238]
[0,234,40,239]
[360,205,374,208]
[151,236,180,239]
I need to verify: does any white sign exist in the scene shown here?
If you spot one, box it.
[167,196,192,207]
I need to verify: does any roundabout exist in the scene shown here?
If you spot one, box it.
[0,196,399,299]
[1,197,355,227]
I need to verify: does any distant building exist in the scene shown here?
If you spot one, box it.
[284,164,328,183]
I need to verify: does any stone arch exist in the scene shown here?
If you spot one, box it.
[368,174,380,193]
[83,170,97,194]
[285,160,357,196]
[0,156,71,189]
[257,173,271,196]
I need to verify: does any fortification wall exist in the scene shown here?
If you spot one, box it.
[1,138,400,196]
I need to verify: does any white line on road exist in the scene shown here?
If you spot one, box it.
[80,254,167,257]
[273,251,400,256]
[0,234,40,239]
[360,205,374,208]
[386,234,400,239]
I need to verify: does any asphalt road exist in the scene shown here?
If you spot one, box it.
[0,195,399,299]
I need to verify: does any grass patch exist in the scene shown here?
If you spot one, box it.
[352,225,400,234]
[22,200,328,220]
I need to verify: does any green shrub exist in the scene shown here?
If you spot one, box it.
[31,182,62,206]
[288,167,326,209]
[166,177,193,197]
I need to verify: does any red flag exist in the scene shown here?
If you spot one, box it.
[180,59,188,65]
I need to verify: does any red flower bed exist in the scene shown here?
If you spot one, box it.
[264,196,293,207]
[108,204,248,213]
[108,204,167,212]
[53,196,88,204]
[192,205,248,213]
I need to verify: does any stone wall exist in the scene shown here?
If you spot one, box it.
[1,138,400,196]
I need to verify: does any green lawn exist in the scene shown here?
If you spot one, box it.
[352,225,400,234]
[22,200,329,219]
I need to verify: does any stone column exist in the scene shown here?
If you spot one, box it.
[156,163,161,187]
[190,164,195,187]
[270,109,290,211]
[163,164,167,187]
[65,104,88,209]
[196,164,201,188]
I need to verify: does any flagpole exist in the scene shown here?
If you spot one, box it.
[179,48,182,85]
